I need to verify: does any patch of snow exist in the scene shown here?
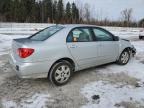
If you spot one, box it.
[2,100,17,108]
[0,34,12,55]
[132,41,144,53]
[0,28,41,35]
[2,93,52,108]
[81,81,144,108]
[98,58,144,81]
[21,93,53,108]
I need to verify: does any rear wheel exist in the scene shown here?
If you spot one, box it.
[117,50,130,65]
[49,61,73,86]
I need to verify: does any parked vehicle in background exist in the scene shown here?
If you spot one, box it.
[139,29,144,39]
[9,24,136,86]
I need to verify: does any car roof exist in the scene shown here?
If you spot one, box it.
[57,24,100,29]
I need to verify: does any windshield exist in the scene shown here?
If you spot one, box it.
[29,25,64,41]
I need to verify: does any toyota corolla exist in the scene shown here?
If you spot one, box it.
[9,24,136,86]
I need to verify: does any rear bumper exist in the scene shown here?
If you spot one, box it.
[9,54,52,78]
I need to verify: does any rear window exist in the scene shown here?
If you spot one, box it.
[29,26,64,41]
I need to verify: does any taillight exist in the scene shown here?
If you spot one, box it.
[17,48,34,58]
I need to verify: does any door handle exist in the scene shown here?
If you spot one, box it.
[70,44,77,48]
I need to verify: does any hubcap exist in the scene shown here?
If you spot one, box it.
[121,52,129,63]
[55,65,70,83]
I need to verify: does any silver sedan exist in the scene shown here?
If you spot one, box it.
[9,24,136,86]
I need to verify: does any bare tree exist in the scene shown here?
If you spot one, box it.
[84,3,91,23]
[75,1,84,21]
[121,8,133,26]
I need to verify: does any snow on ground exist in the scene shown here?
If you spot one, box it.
[2,93,52,108]
[133,41,144,53]
[0,28,40,35]
[0,34,11,55]
[81,81,144,108]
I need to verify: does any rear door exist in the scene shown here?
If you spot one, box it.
[66,27,99,69]
[92,27,119,63]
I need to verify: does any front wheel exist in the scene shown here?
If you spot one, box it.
[117,50,130,65]
[49,61,73,86]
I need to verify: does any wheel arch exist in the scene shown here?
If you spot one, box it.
[122,47,131,52]
[117,47,131,60]
[48,57,75,78]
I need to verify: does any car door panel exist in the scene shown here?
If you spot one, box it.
[66,27,99,69]
[98,41,119,63]
[93,28,119,63]
[67,42,99,69]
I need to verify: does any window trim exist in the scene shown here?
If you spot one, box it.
[66,27,95,43]
[92,27,115,41]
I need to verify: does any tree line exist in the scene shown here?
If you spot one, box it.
[82,7,144,27]
[0,0,80,23]
[0,0,144,27]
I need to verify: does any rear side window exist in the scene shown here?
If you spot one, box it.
[93,28,113,41]
[29,26,64,41]
[67,28,93,42]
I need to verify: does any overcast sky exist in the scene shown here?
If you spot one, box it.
[64,0,144,21]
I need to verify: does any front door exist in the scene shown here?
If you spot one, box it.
[92,28,119,63]
[66,27,99,69]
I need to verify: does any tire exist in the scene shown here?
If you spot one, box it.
[117,50,130,65]
[49,61,73,86]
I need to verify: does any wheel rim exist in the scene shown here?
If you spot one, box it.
[54,65,71,83]
[121,51,129,63]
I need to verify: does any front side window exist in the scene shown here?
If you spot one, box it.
[29,26,64,41]
[67,28,93,42]
[93,28,113,41]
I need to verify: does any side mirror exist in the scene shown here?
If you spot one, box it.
[114,36,119,41]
